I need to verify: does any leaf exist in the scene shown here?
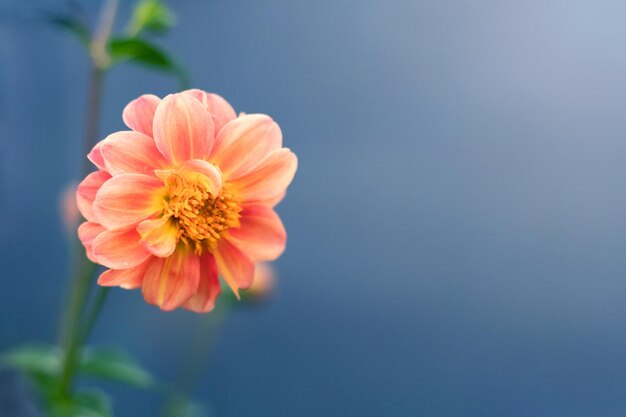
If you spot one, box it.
[0,344,61,376]
[0,344,62,399]
[74,390,113,417]
[49,15,90,46]
[108,37,188,86]
[80,347,155,389]
[128,0,176,36]
[49,389,113,417]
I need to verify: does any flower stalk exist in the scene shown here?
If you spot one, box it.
[57,0,118,400]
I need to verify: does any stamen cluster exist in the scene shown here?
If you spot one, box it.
[163,173,241,254]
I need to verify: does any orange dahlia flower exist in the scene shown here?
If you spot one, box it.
[76,90,297,312]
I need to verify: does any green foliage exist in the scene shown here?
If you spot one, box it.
[50,0,187,86]
[0,344,60,375]
[108,37,189,87]
[1,344,155,415]
[0,344,62,399]
[81,347,155,389]
[49,390,113,417]
[128,0,176,36]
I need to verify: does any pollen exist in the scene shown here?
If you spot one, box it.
[163,172,241,254]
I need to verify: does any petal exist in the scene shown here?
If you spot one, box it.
[92,228,152,269]
[210,114,282,180]
[183,254,221,313]
[183,89,237,134]
[230,149,297,204]
[152,93,215,165]
[227,205,287,262]
[137,216,178,258]
[122,94,161,137]
[87,141,107,171]
[98,258,151,289]
[142,248,200,311]
[93,173,165,230]
[76,171,111,222]
[262,191,286,208]
[154,159,222,197]
[179,159,222,196]
[100,131,166,175]
[214,238,254,298]
[77,221,105,262]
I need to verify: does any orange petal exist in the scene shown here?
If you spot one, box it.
[98,258,151,289]
[122,94,161,137]
[152,93,215,165]
[76,171,111,222]
[137,216,178,258]
[100,131,166,175]
[183,89,237,134]
[92,228,152,269]
[77,221,105,262]
[93,173,165,230]
[214,238,254,298]
[183,254,221,313]
[142,248,200,311]
[227,205,286,262]
[230,149,297,204]
[87,141,107,171]
[211,114,282,180]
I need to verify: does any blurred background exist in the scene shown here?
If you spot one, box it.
[3,0,626,416]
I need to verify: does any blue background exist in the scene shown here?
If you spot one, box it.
[3,1,626,416]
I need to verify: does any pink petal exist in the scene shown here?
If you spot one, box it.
[77,221,105,262]
[92,228,152,269]
[183,89,237,134]
[227,205,287,262]
[76,171,111,222]
[93,173,165,230]
[98,258,151,289]
[142,248,200,311]
[210,114,282,180]
[137,216,178,258]
[154,159,222,197]
[152,93,215,165]
[262,191,286,208]
[178,159,222,196]
[183,254,221,313]
[87,141,107,171]
[122,94,161,137]
[214,238,254,298]
[100,131,166,175]
[230,149,297,204]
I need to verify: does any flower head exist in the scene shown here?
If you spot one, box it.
[76,90,297,312]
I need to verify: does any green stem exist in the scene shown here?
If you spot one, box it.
[57,252,97,398]
[81,287,110,344]
[57,0,118,399]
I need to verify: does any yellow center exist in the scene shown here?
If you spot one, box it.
[163,172,241,254]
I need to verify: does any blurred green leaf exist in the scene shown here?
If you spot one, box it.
[0,344,62,399]
[49,15,90,46]
[0,344,61,376]
[128,0,176,36]
[108,37,188,86]
[49,389,112,417]
[1,344,154,390]
[80,347,155,389]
